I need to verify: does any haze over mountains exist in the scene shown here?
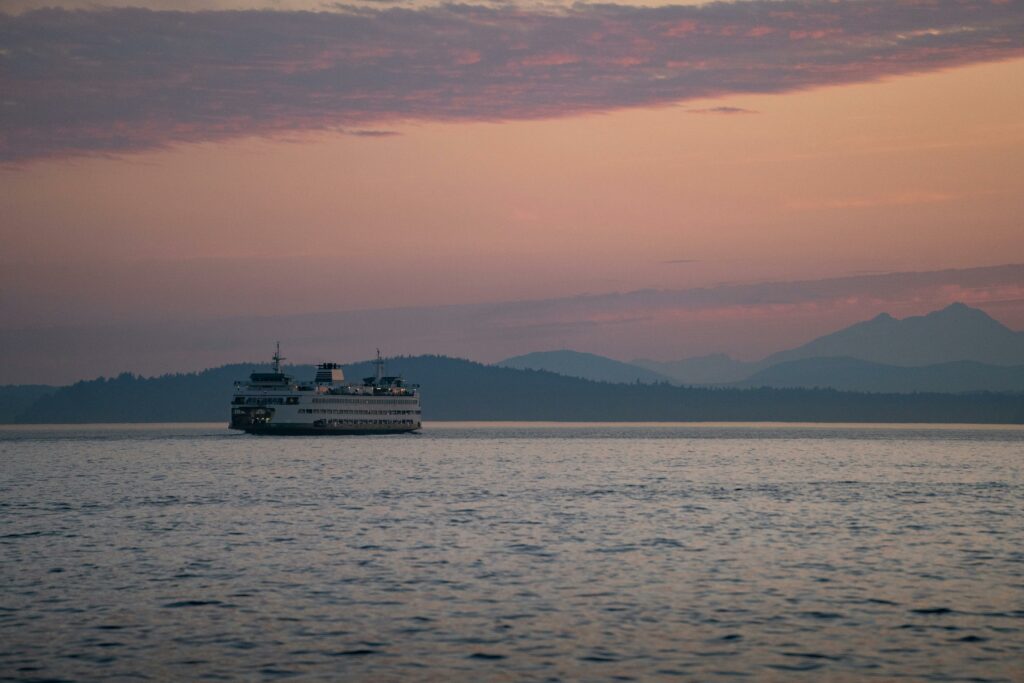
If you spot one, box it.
[3,302,1022,424]
[3,264,1022,387]
[505,303,1024,393]
[734,359,1024,394]
[499,351,672,385]
[632,354,755,385]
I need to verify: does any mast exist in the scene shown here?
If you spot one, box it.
[272,342,286,373]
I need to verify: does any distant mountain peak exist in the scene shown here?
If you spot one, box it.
[931,300,993,317]
[932,301,974,316]
[923,302,1007,329]
[762,302,1023,367]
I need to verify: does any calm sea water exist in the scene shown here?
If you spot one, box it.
[1,422,1022,682]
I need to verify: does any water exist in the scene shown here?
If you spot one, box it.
[1,422,1022,681]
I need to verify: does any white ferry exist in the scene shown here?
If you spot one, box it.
[229,345,421,435]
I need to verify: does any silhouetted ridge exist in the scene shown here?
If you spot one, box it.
[13,355,1024,424]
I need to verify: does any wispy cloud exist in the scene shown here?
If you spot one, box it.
[346,128,400,137]
[687,106,758,115]
[785,191,964,211]
[2,1,1022,162]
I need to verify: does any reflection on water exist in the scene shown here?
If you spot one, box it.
[1,423,1022,681]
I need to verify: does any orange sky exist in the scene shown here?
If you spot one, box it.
[5,57,1023,320]
[1,1,1023,379]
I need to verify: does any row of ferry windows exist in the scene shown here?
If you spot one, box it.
[234,397,298,405]
[311,398,418,405]
[300,409,421,416]
[233,397,417,406]
[316,419,418,425]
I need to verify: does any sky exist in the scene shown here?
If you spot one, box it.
[2,0,1023,383]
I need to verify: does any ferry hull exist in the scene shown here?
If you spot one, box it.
[231,423,420,436]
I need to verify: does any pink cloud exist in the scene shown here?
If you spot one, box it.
[663,20,697,37]
[1,1,1022,162]
[517,52,581,67]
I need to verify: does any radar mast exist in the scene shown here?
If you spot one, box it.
[272,342,286,373]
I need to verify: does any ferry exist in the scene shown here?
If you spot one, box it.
[229,344,421,435]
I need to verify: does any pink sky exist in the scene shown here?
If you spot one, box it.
[1,0,1023,382]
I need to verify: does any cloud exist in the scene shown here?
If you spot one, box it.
[687,106,758,115]
[346,128,400,137]
[2,1,1023,162]
[785,190,964,211]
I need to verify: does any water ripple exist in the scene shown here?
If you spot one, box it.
[1,423,1022,681]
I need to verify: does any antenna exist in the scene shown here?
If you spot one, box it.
[272,342,286,373]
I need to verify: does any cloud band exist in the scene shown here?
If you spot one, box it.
[2,1,1022,161]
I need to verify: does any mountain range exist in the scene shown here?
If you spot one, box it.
[505,303,1024,392]
[3,302,1022,423]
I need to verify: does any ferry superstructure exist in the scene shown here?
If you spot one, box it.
[229,345,421,435]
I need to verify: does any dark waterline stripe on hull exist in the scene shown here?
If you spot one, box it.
[232,425,421,436]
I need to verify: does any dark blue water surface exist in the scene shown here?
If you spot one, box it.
[2,422,1022,681]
